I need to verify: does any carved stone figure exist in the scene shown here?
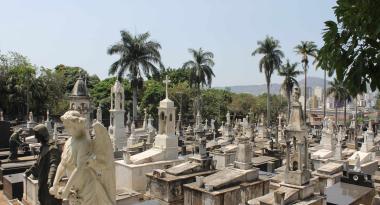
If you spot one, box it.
[25,124,62,205]
[29,111,34,122]
[354,154,361,172]
[8,128,24,160]
[49,111,116,205]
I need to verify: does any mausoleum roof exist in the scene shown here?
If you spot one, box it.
[71,76,88,96]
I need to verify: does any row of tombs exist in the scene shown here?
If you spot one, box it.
[0,77,379,205]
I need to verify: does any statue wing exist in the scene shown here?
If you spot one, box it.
[92,122,114,165]
[92,122,116,204]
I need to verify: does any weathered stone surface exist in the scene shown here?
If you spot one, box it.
[115,159,184,193]
[50,111,116,205]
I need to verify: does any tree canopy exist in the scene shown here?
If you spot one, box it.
[318,0,380,95]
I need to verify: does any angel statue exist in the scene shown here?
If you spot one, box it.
[49,111,116,205]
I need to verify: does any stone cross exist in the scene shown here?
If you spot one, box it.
[163,75,171,99]
[278,114,282,127]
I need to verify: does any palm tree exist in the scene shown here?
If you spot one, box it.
[182,48,215,114]
[108,30,163,121]
[294,41,318,121]
[343,93,352,126]
[327,78,350,125]
[278,60,302,121]
[252,36,284,127]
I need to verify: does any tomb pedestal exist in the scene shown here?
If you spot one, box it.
[145,170,216,204]
[280,182,315,200]
[115,159,184,193]
[183,179,269,205]
[22,174,39,205]
[3,173,23,200]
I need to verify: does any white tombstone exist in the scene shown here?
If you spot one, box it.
[52,123,58,141]
[27,112,37,129]
[45,110,53,134]
[334,128,343,160]
[320,118,335,150]
[142,108,148,130]
[360,120,374,153]
[108,80,126,151]
[114,76,184,193]
[127,122,138,148]
[96,106,102,123]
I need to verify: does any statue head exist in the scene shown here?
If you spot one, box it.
[292,86,300,102]
[33,124,50,143]
[60,110,86,138]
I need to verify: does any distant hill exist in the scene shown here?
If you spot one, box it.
[218,77,327,96]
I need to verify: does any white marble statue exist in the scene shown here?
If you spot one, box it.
[49,111,116,205]
[0,111,4,121]
[353,154,361,172]
[28,111,34,122]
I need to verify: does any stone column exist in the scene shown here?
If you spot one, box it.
[304,136,308,170]
[285,141,291,172]
[298,142,302,171]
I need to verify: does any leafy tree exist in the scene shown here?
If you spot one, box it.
[201,88,232,125]
[318,0,380,95]
[183,48,215,114]
[228,93,256,119]
[278,60,302,120]
[108,30,163,121]
[36,68,66,116]
[294,41,318,120]
[158,67,191,85]
[54,64,99,94]
[0,51,30,115]
[140,80,165,121]
[169,82,195,125]
[327,77,350,125]
[254,93,287,125]
[252,36,284,127]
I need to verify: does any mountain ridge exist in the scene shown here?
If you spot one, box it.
[216,76,327,96]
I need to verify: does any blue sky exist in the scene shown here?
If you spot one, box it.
[0,0,336,87]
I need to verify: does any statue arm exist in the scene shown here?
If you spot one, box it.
[25,162,38,178]
[47,149,60,188]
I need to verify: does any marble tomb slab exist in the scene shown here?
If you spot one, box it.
[166,161,201,176]
[202,167,258,190]
[248,186,299,205]
[316,162,343,175]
